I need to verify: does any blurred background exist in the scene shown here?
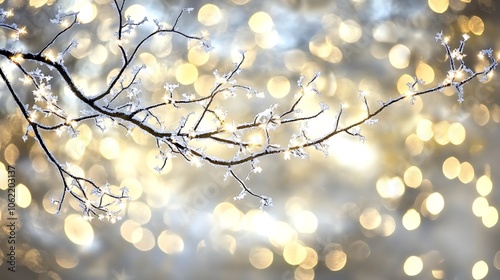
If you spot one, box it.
[1,0,500,279]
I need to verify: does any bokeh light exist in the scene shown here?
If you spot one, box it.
[472,260,488,280]
[249,247,273,269]
[443,156,460,179]
[404,256,423,276]
[293,210,318,233]
[476,175,492,196]
[71,0,97,24]
[468,16,484,35]
[16,183,31,208]
[359,208,381,230]
[339,20,362,43]
[402,209,421,231]
[428,0,449,13]
[283,242,308,265]
[267,76,291,98]
[198,4,223,26]
[64,215,94,246]
[325,249,347,271]
[377,176,405,198]
[404,166,423,188]
[389,44,411,69]
[158,231,184,254]
[425,192,445,215]
[248,11,273,33]
[176,63,199,85]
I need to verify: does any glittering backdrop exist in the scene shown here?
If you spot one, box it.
[1,0,500,279]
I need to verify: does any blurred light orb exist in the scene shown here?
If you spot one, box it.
[472,197,489,217]
[29,0,49,8]
[324,45,342,63]
[328,136,377,170]
[468,16,484,35]
[449,0,467,11]
[476,175,493,196]
[65,138,87,160]
[416,119,434,141]
[404,166,423,188]
[64,214,94,246]
[89,44,107,65]
[448,122,465,145]
[372,21,398,43]
[402,209,421,230]
[377,176,405,199]
[255,30,279,49]
[472,104,490,126]
[339,20,362,43]
[284,49,307,72]
[348,240,371,261]
[198,4,222,26]
[127,201,152,225]
[457,15,470,33]
[120,178,143,200]
[246,209,273,235]
[425,192,445,215]
[283,242,308,265]
[293,210,318,233]
[248,11,274,33]
[472,260,488,280]
[24,248,44,273]
[175,63,198,85]
[434,121,450,145]
[249,247,273,269]
[124,4,146,22]
[389,44,411,69]
[120,219,142,243]
[416,61,435,84]
[442,156,460,179]
[300,247,318,269]
[158,231,184,254]
[379,215,396,236]
[458,161,474,184]
[4,143,19,166]
[99,137,120,160]
[231,0,250,4]
[397,74,415,94]
[130,227,144,244]
[404,256,423,276]
[214,234,237,254]
[268,221,298,248]
[188,47,210,66]
[133,228,155,251]
[0,163,6,190]
[295,267,314,280]
[55,251,79,269]
[195,74,216,97]
[359,208,381,230]
[267,76,290,98]
[325,250,347,271]
[494,251,500,270]
[482,206,498,228]
[428,0,449,13]
[309,35,342,63]
[16,183,31,208]
[72,1,97,23]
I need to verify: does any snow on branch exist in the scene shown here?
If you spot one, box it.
[0,2,497,222]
